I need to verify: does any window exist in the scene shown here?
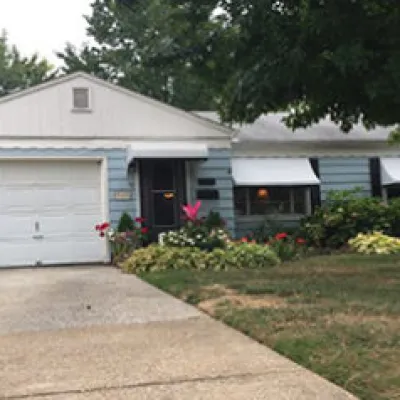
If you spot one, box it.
[72,87,90,110]
[234,187,310,216]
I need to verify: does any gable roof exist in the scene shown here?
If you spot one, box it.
[0,72,233,137]
[196,111,393,143]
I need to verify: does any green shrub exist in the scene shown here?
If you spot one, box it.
[121,243,280,273]
[117,212,135,232]
[300,189,393,248]
[349,232,400,255]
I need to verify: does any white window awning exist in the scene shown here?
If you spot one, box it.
[127,142,208,164]
[381,158,400,185]
[232,158,320,186]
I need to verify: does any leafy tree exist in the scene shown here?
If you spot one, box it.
[57,0,224,110]
[0,31,54,97]
[112,0,400,136]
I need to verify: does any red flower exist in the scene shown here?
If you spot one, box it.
[275,232,288,240]
[100,231,105,238]
[135,217,146,224]
[95,224,101,231]
[141,227,149,234]
[296,238,306,245]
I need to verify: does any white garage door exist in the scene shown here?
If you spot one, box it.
[0,159,107,267]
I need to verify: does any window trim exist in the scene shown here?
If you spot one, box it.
[72,87,92,112]
[234,186,313,217]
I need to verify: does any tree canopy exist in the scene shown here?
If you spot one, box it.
[57,0,226,110]
[59,0,400,135]
[114,0,400,135]
[0,32,54,97]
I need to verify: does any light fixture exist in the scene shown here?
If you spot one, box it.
[163,192,175,200]
[257,188,269,199]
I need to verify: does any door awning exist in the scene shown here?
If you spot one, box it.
[127,142,209,165]
[381,158,400,185]
[232,158,320,186]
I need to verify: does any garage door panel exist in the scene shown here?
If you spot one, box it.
[0,160,107,267]
[0,215,36,237]
[40,215,99,235]
[0,242,39,267]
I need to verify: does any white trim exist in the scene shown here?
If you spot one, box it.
[134,163,142,218]
[100,157,111,263]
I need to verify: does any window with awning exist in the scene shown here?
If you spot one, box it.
[380,158,400,201]
[232,158,320,216]
[380,158,400,186]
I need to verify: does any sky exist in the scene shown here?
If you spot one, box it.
[0,0,92,66]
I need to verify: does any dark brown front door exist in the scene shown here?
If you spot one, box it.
[139,159,186,240]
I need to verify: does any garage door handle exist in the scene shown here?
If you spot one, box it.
[33,235,44,240]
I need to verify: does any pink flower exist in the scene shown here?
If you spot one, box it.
[95,224,101,231]
[296,238,306,245]
[182,201,201,221]
[135,217,146,224]
[241,237,248,243]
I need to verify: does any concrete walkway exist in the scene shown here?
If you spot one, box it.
[0,267,357,399]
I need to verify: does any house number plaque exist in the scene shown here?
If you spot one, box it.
[114,191,132,200]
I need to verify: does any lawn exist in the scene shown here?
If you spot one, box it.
[141,254,400,400]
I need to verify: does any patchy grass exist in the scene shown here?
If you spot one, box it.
[142,254,400,400]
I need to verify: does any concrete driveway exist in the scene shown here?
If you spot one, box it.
[0,267,357,399]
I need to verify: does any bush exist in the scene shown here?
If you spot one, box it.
[300,189,394,248]
[121,243,280,273]
[117,212,134,232]
[349,232,400,255]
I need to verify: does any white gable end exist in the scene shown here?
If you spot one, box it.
[0,73,231,144]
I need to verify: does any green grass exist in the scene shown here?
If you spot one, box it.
[142,254,400,400]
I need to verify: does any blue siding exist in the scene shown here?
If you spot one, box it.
[319,157,371,200]
[0,148,136,227]
[190,149,235,235]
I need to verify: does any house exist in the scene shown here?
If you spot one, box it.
[0,72,398,267]
[197,112,400,238]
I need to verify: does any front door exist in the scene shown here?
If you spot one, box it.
[139,159,186,240]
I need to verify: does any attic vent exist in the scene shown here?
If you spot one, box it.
[72,87,90,110]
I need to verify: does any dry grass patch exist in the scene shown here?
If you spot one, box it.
[197,284,287,315]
